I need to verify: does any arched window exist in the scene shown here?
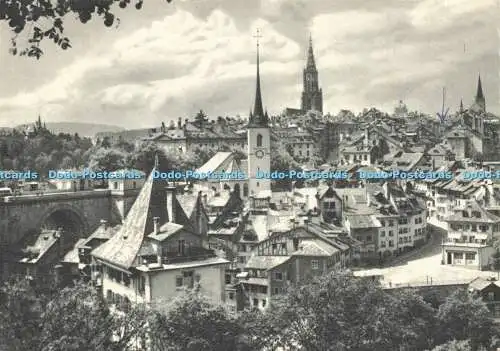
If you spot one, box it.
[243,183,249,197]
[257,134,263,147]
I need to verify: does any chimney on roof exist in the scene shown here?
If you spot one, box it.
[153,216,160,234]
[54,228,63,239]
[100,219,109,229]
[382,182,389,200]
[363,128,369,147]
[166,185,177,223]
[178,117,182,130]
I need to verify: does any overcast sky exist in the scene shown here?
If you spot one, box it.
[0,0,498,128]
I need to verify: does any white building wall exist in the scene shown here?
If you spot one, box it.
[150,264,226,305]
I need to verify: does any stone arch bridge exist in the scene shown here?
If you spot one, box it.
[0,189,136,247]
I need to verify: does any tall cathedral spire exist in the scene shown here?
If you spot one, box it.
[248,29,268,127]
[306,35,316,69]
[301,34,323,114]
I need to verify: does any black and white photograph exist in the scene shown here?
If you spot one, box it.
[0,0,500,350]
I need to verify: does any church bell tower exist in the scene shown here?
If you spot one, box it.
[247,29,271,198]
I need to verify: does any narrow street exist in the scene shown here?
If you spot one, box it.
[357,226,500,287]
[385,225,444,267]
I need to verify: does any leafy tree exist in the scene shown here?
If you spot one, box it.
[235,309,283,351]
[88,147,128,171]
[126,142,170,173]
[39,282,117,350]
[194,110,208,127]
[386,290,437,350]
[0,279,148,351]
[491,249,500,271]
[1,0,173,59]
[436,290,494,350]
[269,271,444,351]
[0,278,43,351]
[147,291,241,351]
[100,136,112,149]
[270,271,392,350]
[0,128,93,173]
[430,339,473,351]
[191,147,217,167]
[34,152,51,173]
[114,138,135,153]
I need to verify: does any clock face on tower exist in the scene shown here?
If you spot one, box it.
[255,150,265,159]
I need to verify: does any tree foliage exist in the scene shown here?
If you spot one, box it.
[267,271,495,351]
[0,0,173,59]
[88,147,128,171]
[436,290,494,349]
[430,339,473,351]
[147,291,242,351]
[0,279,150,351]
[0,129,93,175]
[0,272,498,351]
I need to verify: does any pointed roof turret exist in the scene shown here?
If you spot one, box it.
[460,99,464,112]
[476,74,484,101]
[306,35,316,69]
[471,74,486,113]
[248,29,269,128]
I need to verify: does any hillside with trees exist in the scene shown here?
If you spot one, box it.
[1,271,498,351]
[0,127,93,174]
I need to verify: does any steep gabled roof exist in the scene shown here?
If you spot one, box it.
[92,167,169,270]
[245,255,290,270]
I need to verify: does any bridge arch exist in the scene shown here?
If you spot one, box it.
[38,204,89,238]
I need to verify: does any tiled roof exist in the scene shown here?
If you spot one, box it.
[176,194,198,217]
[62,238,86,264]
[19,230,60,264]
[251,215,270,242]
[86,223,121,243]
[292,239,339,256]
[346,214,382,229]
[196,152,233,174]
[370,126,404,150]
[446,128,467,139]
[245,255,290,270]
[148,222,184,242]
[208,193,230,207]
[446,200,500,223]
[92,167,170,270]
[469,277,500,291]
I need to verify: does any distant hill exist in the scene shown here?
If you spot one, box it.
[15,122,125,137]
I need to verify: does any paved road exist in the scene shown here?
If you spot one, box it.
[385,225,444,267]
[357,226,500,286]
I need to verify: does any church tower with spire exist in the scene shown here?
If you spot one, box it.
[473,74,486,113]
[247,30,271,197]
[301,36,323,114]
